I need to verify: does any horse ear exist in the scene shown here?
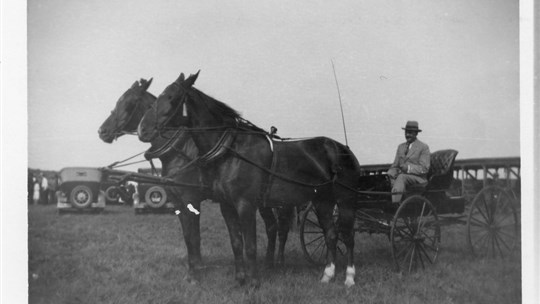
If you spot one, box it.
[184,70,200,87]
[140,78,153,91]
[175,73,185,84]
[131,81,139,89]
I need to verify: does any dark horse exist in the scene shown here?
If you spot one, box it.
[98,78,293,283]
[138,72,361,287]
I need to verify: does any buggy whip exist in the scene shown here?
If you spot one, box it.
[331,59,349,147]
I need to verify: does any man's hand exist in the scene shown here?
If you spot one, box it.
[400,164,408,173]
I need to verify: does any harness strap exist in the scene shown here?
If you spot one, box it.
[261,135,278,207]
[197,129,236,165]
[106,151,146,168]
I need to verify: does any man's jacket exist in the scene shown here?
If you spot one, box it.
[390,139,430,178]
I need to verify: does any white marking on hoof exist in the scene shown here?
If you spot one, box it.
[344,265,355,287]
[320,263,335,283]
[175,210,181,215]
[187,204,200,215]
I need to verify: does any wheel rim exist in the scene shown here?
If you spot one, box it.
[144,186,167,208]
[75,190,89,204]
[150,191,162,203]
[391,196,440,273]
[105,186,120,201]
[467,186,518,258]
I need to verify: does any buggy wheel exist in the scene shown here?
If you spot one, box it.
[299,202,345,266]
[391,195,440,273]
[467,186,519,258]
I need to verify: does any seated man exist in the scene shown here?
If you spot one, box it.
[387,121,430,203]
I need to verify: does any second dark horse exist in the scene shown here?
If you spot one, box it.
[98,78,294,283]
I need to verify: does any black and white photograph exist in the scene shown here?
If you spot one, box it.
[1,0,538,303]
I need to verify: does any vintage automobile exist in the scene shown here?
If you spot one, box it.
[56,167,106,213]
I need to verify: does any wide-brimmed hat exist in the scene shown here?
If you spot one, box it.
[402,121,422,132]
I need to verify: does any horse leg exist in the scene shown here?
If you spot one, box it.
[314,201,338,283]
[258,207,277,269]
[276,206,294,266]
[238,200,260,288]
[219,202,246,285]
[176,208,201,284]
[338,205,356,287]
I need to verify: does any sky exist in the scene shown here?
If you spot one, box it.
[27,0,519,171]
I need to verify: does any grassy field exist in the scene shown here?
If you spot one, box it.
[28,203,521,304]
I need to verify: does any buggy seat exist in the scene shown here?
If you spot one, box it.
[425,149,459,190]
[406,149,458,193]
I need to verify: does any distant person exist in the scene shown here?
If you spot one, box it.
[28,170,34,205]
[40,173,49,204]
[33,177,41,205]
[386,121,430,203]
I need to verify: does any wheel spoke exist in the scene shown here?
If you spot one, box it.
[475,199,491,223]
[408,245,416,273]
[496,228,517,240]
[305,217,320,228]
[418,243,435,264]
[416,244,426,269]
[317,244,326,262]
[469,216,489,228]
[303,230,325,234]
[472,231,490,250]
[305,234,325,247]
[493,232,510,256]
[416,202,427,232]
[395,240,413,259]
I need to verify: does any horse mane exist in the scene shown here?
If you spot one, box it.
[189,87,267,134]
[191,87,241,119]
[143,91,157,103]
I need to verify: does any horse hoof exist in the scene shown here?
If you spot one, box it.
[320,277,332,283]
[344,280,355,288]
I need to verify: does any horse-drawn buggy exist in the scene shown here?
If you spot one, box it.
[299,149,519,273]
[97,72,520,286]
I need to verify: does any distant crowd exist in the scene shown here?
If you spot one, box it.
[28,170,57,205]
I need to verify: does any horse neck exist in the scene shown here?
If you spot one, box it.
[124,93,156,132]
[158,134,201,178]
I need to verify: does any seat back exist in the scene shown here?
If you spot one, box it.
[427,149,458,190]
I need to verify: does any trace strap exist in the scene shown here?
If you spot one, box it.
[106,151,146,168]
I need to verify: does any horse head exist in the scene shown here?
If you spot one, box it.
[137,72,200,142]
[98,78,155,143]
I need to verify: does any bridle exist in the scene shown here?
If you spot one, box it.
[111,92,148,136]
[154,83,190,138]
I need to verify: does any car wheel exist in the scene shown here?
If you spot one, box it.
[105,186,120,203]
[70,185,93,209]
[144,186,167,208]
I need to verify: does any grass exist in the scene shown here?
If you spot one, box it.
[28,203,521,304]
